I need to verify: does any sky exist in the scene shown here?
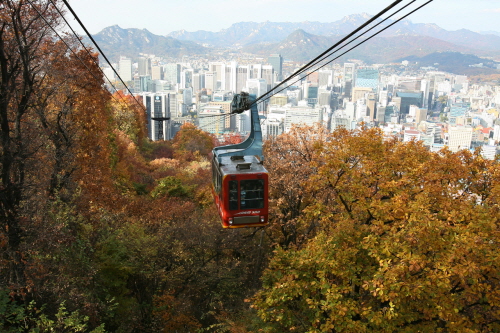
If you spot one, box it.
[67,0,500,36]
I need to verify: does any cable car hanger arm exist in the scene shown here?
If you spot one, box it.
[213,92,264,164]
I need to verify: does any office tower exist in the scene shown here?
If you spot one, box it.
[180,69,193,89]
[209,62,225,87]
[343,63,356,83]
[352,87,372,103]
[268,54,283,81]
[251,64,263,80]
[319,70,333,87]
[164,63,181,84]
[366,93,376,121]
[355,67,379,91]
[415,108,428,124]
[168,92,179,117]
[235,65,250,93]
[118,56,132,82]
[345,102,357,121]
[137,75,152,93]
[261,65,275,91]
[283,105,323,132]
[379,90,388,107]
[199,106,225,135]
[101,66,115,81]
[376,105,386,123]
[395,91,424,115]
[264,117,284,138]
[138,57,151,76]
[143,93,171,141]
[205,72,217,92]
[151,66,163,80]
[183,87,193,106]
[192,73,205,92]
[246,78,267,97]
[445,126,473,152]
[209,101,233,130]
[270,94,288,106]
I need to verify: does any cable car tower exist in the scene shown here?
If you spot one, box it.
[211,93,268,228]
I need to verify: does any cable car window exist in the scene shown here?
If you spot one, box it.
[240,179,264,209]
[229,180,238,210]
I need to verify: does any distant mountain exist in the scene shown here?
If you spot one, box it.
[396,52,500,75]
[89,16,500,65]
[480,30,500,37]
[242,30,483,65]
[168,13,376,47]
[168,14,500,55]
[86,25,208,61]
[243,29,338,62]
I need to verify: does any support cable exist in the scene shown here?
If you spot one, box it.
[60,0,145,111]
[47,0,124,98]
[251,0,433,108]
[25,0,126,106]
[252,0,405,106]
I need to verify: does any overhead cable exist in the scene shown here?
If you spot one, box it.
[252,0,434,106]
[60,0,145,111]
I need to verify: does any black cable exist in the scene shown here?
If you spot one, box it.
[252,0,405,106]
[60,0,145,111]
[292,0,417,82]
[25,0,126,106]
[47,0,124,98]
[251,0,433,107]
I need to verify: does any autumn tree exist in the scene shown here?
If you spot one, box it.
[263,125,331,249]
[0,0,70,291]
[172,122,215,161]
[253,126,500,332]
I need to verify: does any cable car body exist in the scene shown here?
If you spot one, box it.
[212,93,269,228]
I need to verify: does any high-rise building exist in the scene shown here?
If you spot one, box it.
[352,87,372,103]
[151,65,163,80]
[366,93,377,121]
[118,57,132,82]
[355,67,379,91]
[138,57,151,76]
[343,63,356,84]
[164,63,181,84]
[261,65,275,91]
[268,54,283,81]
[395,91,423,115]
[319,70,333,87]
[235,65,250,93]
[445,125,473,152]
[199,106,225,135]
[142,93,171,141]
[415,108,428,124]
[209,101,234,130]
[205,72,217,92]
[192,73,205,92]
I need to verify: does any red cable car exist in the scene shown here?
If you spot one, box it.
[212,93,269,228]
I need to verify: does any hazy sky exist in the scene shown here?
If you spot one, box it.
[67,0,500,35]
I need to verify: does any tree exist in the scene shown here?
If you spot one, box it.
[172,122,215,161]
[0,0,69,291]
[253,126,500,332]
[263,125,330,249]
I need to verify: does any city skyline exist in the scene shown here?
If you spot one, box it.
[68,0,500,37]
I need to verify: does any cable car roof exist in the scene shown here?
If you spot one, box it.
[219,155,267,176]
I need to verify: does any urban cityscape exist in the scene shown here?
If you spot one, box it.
[105,53,500,159]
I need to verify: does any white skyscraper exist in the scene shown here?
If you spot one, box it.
[118,57,132,82]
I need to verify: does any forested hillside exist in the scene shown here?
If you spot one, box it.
[1,1,500,332]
